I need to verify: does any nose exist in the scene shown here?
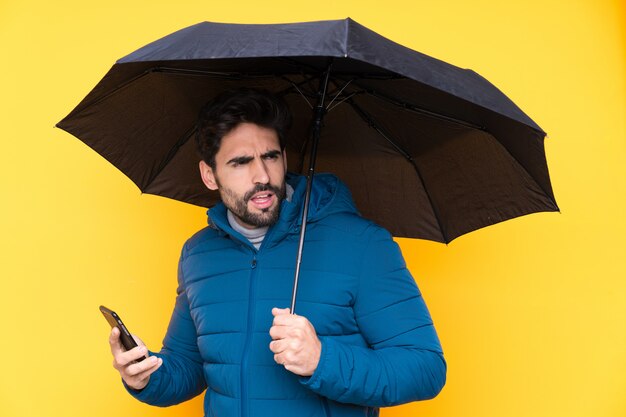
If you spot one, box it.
[251,157,270,184]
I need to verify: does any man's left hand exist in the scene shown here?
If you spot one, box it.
[269,307,321,376]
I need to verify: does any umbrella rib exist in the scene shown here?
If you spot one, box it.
[67,70,154,116]
[348,100,449,243]
[155,65,397,84]
[151,67,260,78]
[352,83,559,210]
[277,57,403,81]
[283,80,314,109]
[355,84,558,209]
[144,124,197,191]
[348,81,486,131]
[65,67,265,118]
[279,74,328,175]
[325,78,354,111]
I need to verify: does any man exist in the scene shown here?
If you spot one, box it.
[109,89,446,416]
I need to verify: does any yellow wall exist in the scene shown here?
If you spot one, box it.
[1,1,624,416]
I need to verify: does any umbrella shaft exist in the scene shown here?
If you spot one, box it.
[290,63,332,314]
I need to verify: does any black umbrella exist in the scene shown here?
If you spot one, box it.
[57,18,558,311]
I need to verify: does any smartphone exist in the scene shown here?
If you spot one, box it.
[99,305,145,362]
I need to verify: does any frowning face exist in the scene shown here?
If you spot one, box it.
[199,122,288,229]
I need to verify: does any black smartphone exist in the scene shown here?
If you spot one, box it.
[99,305,145,362]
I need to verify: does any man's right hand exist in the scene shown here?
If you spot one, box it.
[109,327,163,390]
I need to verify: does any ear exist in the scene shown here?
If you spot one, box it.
[199,160,219,190]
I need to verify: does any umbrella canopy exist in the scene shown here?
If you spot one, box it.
[57,18,558,243]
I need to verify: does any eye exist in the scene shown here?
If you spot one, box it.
[263,151,281,161]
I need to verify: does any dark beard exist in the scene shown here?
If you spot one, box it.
[223,182,287,228]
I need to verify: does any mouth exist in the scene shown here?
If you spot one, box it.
[248,191,275,210]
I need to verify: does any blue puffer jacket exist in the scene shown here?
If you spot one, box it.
[130,173,446,416]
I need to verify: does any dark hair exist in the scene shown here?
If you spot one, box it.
[196,88,292,169]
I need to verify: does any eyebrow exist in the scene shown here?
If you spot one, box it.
[263,150,282,159]
[227,155,254,165]
[226,149,282,166]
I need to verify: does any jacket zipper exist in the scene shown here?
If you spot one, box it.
[240,252,258,417]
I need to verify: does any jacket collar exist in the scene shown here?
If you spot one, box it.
[206,173,357,250]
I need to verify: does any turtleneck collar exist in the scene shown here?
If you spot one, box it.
[225,183,294,249]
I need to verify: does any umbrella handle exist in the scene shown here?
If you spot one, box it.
[290,62,332,315]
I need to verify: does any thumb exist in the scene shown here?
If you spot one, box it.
[271,307,290,316]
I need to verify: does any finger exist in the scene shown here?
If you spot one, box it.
[272,312,299,326]
[269,325,289,340]
[125,354,162,377]
[269,339,287,354]
[273,352,285,366]
[123,357,163,390]
[125,345,149,362]
[131,333,146,347]
[274,351,297,367]
[113,345,148,370]
[132,357,163,381]
[109,327,125,356]
[283,363,303,375]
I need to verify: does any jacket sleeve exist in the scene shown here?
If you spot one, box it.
[126,247,207,406]
[300,226,446,406]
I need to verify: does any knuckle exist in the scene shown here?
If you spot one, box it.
[126,363,140,376]
[113,356,125,369]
